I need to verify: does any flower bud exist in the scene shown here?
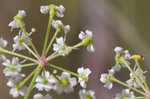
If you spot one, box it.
[132,55,144,61]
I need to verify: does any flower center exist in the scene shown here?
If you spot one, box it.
[38,56,48,66]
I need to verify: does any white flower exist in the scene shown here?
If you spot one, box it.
[126,79,139,88]
[34,93,52,99]
[0,38,7,62]
[7,74,25,87]
[2,57,24,77]
[56,5,65,18]
[53,37,64,51]
[0,54,6,62]
[40,5,49,14]
[0,54,6,61]
[13,30,31,51]
[52,20,63,29]
[54,72,77,94]
[87,44,95,52]
[77,67,92,88]
[126,67,145,88]
[112,63,122,72]
[9,10,26,31]
[7,79,15,87]
[100,69,114,90]
[114,46,123,55]
[0,38,8,48]
[34,93,43,99]
[35,71,57,91]
[9,20,19,31]
[124,50,131,59]
[79,89,96,99]
[16,10,26,17]
[9,86,27,98]
[64,25,70,34]
[100,73,113,90]
[115,89,135,99]
[53,37,71,56]
[79,30,93,40]
[79,30,95,52]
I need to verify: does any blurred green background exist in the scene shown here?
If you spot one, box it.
[0,0,150,99]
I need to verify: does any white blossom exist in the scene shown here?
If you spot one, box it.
[35,71,57,91]
[2,57,23,77]
[56,5,65,18]
[79,30,95,52]
[0,38,8,48]
[114,46,123,55]
[9,86,27,98]
[77,67,92,88]
[53,37,71,56]
[16,10,26,17]
[126,67,145,88]
[0,55,6,62]
[115,89,135,99]
[0,38,7,62]
[9,10,26,31]
[64,25,70,34]
[79,89,96,99]
[13,30,31,51]
[124,50,131,60]
[7,74,25,88]
[79,30,93,40]
[100,69,114,90]
[8,20,19,31]
[34,93,52,99]
[7,79,15,87]
[112,63,122,72]
[54,72,77,94]
[53,37,64,51]
[40,5,49,14]
[87,44,95,52]
[52,20,63,29]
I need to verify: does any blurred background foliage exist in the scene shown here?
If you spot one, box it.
[0,0,150,99]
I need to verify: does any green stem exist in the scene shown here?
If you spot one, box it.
[46,42,84,61]
[110,76,145,95]
[22,43,38,59]
[46,41,89,62]
[42,69,47,83]
[135,60,149,90]
[49,70,61,83]
[71,42,84,50]
[45,28,61,56]
[16,69,36,89]
[10,63,36,69]
[120,57,146,91]
[49,64,88,81]
[24,64,43,99]
[0,47,37,63]
[20,26,39,57]
[47,52,61,61]
[42,14,54,56]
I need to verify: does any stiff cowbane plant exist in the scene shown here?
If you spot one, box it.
[100,46,150,99]
[0,4,96,99]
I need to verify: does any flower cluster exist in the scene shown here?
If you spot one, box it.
[0,4,96,99]
[100,46,150,99]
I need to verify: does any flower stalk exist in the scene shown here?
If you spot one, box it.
[24,64,43,99]
[42,5,55,56]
